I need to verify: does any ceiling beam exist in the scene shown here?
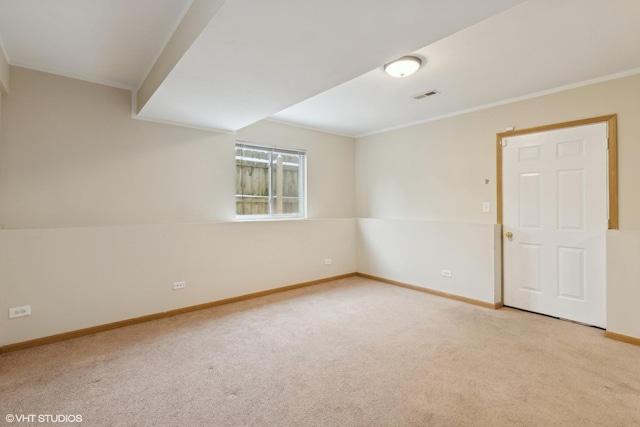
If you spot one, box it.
[136,0,225,113]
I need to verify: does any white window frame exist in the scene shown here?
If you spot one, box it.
[235,141,306,219]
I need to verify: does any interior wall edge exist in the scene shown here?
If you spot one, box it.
[356,218,500,304]
[355,273,501,309]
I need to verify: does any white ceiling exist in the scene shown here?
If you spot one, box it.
[136,0,525,132]
[0,0,639,137]
[273,0,640,137]
[0,0,192,90]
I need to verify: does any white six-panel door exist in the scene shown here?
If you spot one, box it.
[502,123,608,328]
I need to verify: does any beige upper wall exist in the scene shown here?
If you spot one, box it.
[356,74,640,230]
[2,65,636,230]
[0,67,355,229]
[0,67,234,229]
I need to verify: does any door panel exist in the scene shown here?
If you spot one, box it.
[518,243,542,293]
[519,173,542,228]
[503,122,607,328]
[557,247,584,300]
[557,170,584,230]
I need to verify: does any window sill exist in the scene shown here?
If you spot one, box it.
[234,215,305,223]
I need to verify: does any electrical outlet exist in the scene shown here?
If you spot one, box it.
[173,281,186,290]
[9,305,31,319]
[441,270,452,278]
[325,258,332,265]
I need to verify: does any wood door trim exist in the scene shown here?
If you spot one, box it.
[496,115,618,312]
[496,114,618,229]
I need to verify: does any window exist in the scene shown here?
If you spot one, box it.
[235,142,306,218]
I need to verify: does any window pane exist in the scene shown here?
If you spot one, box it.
[236,143,305,218]
[236,196,269,215]
[236,147,270,215]
[272,153,301,214]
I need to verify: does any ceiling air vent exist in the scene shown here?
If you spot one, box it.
[414,90,439,100]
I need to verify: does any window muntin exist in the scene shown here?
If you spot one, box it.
[235,142,306,218]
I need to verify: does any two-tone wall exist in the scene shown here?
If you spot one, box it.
[0,67,356,346]
[2,65,639,347]
[356,73,640,339]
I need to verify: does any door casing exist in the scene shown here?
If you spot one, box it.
[496,114,618,305]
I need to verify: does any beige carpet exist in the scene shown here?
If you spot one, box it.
[1,277,639,426]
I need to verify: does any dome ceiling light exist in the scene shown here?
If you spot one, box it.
[383,56,422,78]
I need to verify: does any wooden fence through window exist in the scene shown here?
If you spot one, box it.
[236,154,300,215]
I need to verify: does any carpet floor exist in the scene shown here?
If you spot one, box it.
[1,276,639,426]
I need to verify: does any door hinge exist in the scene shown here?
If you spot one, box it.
[501,139,507,147]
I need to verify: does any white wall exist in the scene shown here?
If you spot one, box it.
[607,231,640,339]
[0,67,356,346]
[357,219,501,303]
[356,74,640,338]
[0,219,355,345]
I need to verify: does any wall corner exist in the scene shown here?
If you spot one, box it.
[0,43,9,95]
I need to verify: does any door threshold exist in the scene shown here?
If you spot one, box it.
[503,305,604,330]
[559,317,605,331]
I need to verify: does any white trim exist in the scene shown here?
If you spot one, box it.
[264,117,356,139]
[233,215,304,222]
[132,113,235,135]
[356,68,640,138]
[9,60,137,91]
[130,91,235,134]
[236,141,307,219]
[235,140,306,156]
